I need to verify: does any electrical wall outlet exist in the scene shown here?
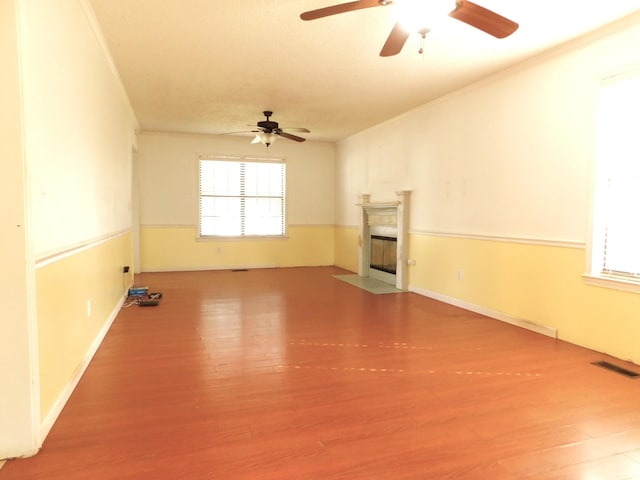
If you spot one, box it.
[123,265,130,273]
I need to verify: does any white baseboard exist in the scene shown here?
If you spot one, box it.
[40,296,125,441]
[408,285,558,339]
[140,264,278,273]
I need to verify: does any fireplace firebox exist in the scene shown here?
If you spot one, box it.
[370,235,397,274]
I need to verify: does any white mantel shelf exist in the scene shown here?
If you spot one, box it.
[356,201,401,209]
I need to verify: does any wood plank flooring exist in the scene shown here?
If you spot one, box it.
[3,266,640,479]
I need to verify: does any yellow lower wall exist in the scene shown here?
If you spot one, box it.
[334,225,359,273]
[140,225,335,272]
[409,234,640,364]
[36,232,133,419]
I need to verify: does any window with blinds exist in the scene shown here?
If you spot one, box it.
[593,72,640,280]
[199,157,286,237]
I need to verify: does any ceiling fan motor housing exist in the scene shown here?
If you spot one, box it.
[257,120,279,132]
[250,111,307,144]
[257,110,279,132]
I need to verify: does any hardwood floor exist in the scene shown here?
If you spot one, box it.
[3,266,640,479]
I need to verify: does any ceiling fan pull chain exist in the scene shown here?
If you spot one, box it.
[418,27,429,56]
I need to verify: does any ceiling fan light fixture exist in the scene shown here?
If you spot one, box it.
[394,0,450,33]
[257,131,278,147]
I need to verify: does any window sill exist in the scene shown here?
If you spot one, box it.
[196,235,288,242]
[582,273,640,294]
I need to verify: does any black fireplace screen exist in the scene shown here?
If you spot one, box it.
[370,235,397,274]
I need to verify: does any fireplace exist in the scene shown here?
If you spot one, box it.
[357,191,410,290]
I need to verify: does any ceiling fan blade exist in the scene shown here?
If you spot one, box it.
[380,22,410,57]
[278,132,306,143]
[301,0,387,21]
[282,127,311,133]
[449,0,518,39]
[225,129,259,135]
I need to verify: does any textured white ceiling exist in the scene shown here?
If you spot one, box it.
[89,0,640,143]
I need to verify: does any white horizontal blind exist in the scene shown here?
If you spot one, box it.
[596,74,640,278]
[199,158,285,237]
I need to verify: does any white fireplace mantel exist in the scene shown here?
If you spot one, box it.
[356,191,411,291]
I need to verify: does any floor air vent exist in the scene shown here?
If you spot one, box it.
[592,360,640,378]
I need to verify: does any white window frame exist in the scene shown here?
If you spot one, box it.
[198,154,287,239]
[584,69,640,293]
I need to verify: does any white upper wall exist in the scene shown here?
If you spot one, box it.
[336,15,640,245]
[136,132,336,227]
[21,0,138,258]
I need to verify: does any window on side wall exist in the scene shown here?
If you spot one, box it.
[589,71,640,290]
[199,156,286,237]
